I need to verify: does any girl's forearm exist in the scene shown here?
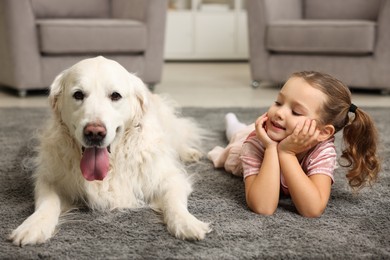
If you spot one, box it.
[245,146,280,215]
[278,152,329,217]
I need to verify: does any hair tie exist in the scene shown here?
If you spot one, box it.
[349,103,358,113]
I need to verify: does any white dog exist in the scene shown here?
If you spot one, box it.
[10,56,211,246]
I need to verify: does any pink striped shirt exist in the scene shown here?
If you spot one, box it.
[240,131,337,195]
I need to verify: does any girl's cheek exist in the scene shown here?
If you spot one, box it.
[285,122,297,135]
[267,106,276,116]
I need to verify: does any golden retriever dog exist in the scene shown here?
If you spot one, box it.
[10,56,211,246]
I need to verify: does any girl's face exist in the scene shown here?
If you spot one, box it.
[266,76,327,141]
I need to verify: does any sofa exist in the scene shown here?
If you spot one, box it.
[247,0,390,92]
[0,0,167,96]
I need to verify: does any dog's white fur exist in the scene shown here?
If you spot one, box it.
[9,56,210,246]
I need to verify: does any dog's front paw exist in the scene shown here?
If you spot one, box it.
[167,213,211,241]
[181,148,203,163]
[9,213,57,246]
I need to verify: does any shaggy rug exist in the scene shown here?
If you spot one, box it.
[0,107,389,259]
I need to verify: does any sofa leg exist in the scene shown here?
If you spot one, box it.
[380,89,390,95]
[18,90,27,97]
[251,80,260,89]
[147,84,155,92]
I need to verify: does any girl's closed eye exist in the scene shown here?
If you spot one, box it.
[292,110,303,116]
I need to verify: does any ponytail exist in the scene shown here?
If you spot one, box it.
[340,108,381,190]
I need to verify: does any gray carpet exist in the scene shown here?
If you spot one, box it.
[0,107,389,259]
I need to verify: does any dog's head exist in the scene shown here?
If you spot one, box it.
[49,56,149,181]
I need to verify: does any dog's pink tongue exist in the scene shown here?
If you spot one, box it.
[80,147,109,181]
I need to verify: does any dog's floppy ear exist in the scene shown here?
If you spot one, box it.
[129,72,149,113]
[49,69,67,113]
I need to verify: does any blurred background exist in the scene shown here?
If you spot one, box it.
[1,0,389,107]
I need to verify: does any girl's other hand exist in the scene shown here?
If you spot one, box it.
[278,119,320,155]
[255,113,278,148]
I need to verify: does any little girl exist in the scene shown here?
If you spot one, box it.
[208,71,381,218]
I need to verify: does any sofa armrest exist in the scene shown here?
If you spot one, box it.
[111,0,168,84]
[247,0,268,82]
[247,0,302,83]
[142,0,168,83]
[0,0,42,89]
[373,0,390,84]
[376,0,390,54]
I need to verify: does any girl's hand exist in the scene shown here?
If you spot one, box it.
[278,119,320,155]
[255,113,278,148]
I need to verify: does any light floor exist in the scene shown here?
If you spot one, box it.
[1,62,389,108]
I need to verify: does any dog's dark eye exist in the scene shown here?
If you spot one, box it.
[73,91,85,101]
[110,92,122,101]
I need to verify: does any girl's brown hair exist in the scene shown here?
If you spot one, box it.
[291,71,381,190]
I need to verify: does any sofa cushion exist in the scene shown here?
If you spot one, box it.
[37,19,147,54]
[266,20,376,54]
[304,0,382,20]
[32,0,110,18]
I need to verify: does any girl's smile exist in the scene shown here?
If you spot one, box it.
[266,119,287,141]
[269,120,286,132]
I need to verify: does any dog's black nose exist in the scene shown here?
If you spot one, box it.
[83,123,107,145]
